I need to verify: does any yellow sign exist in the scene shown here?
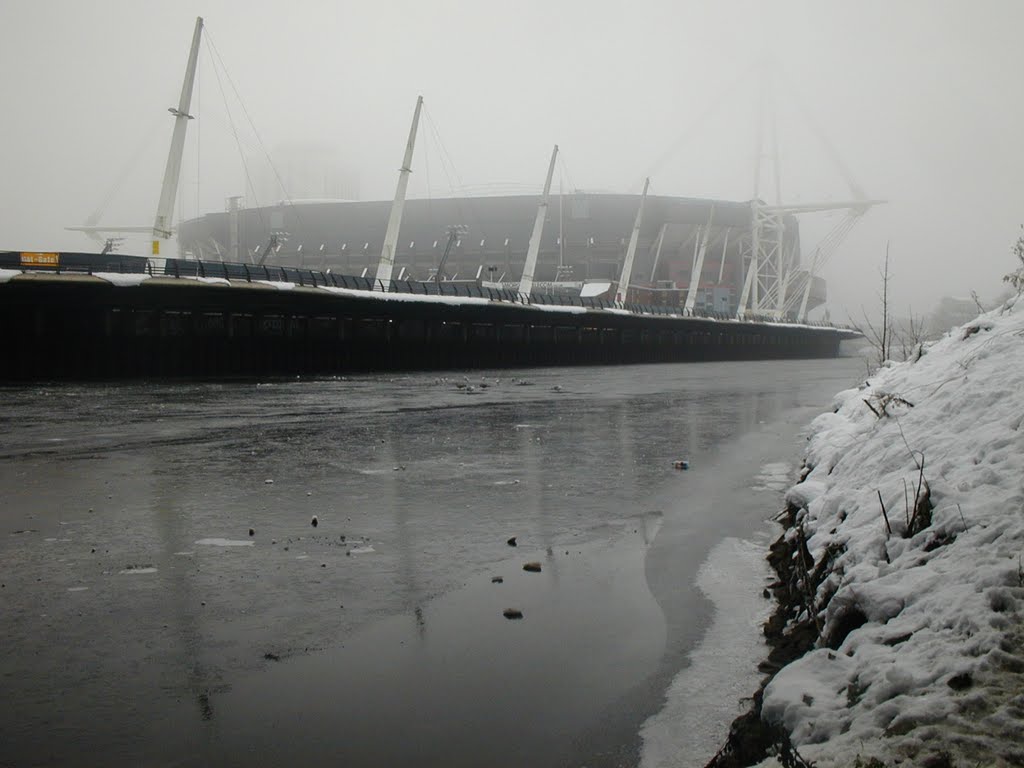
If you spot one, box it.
[152,240,161,255]
[20,252,60,267]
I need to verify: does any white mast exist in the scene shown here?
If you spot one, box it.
[518,144,558,298]
[684,206,715,313]
[648,222,667,282]
[375,95,424,289]
[152,16,203,256]
[615,177,649,304]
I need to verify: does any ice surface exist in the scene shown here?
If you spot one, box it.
[640,536,772,768]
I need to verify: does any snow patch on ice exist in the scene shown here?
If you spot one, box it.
[640,536,773,768]
[119,567,157,574]
[195,538,254,547]
[349,545,376,555]
[751,461,793,491]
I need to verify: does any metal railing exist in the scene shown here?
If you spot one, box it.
[0,250,852,330]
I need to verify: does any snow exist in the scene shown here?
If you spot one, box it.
[254,280,296,290]
[754,294,1024,766]
[641,536,773,768]
[319,284,492,306]
[0,268,22,283]
[93,272,151,287]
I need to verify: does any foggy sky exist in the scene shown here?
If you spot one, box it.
[2,0,1022,321]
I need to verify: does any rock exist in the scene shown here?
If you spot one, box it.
[503,608,524,620]
[311,515,318,528]
[265,479,274,484]
[948,671,973,691]
[491,576,504,584]
[673,460,690,470]
[507,536,517,547]
[248,528,255,537]
[264,652,280,661]
[523,562,542,573]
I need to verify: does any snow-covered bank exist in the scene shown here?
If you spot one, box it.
[719,295,1024,766]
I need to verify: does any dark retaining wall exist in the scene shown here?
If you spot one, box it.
[0,277,852,380]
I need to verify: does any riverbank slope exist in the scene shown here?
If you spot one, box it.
[712,294,1024,766]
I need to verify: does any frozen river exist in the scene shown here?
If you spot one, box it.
[0,356,861,767]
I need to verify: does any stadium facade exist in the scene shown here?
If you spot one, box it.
[177,193,826,317]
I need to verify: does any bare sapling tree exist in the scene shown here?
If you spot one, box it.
[895,311,928,361]
[1004,227,1024,294]
[857,242,894,367]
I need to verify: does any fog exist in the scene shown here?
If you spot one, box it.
[2,0,1022,320]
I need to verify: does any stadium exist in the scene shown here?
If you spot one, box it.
[178,192,825,317]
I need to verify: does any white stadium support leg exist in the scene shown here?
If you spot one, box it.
[152,17,203,256]
[615,177,650,304]
[376,96,424,290]
[518,145,558,299]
